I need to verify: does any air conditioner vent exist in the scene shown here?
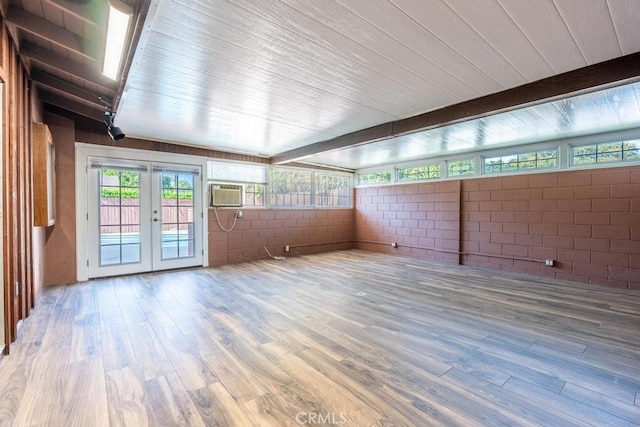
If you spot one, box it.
[210,184,243,207]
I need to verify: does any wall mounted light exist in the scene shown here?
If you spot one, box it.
[105,111,125,140]
[102,0,132,80]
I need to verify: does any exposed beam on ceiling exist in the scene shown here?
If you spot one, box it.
[44,103,105,130]
[38,89,105,122]
[21,42,116,91]
[6,5,100,61]
[44,0,106,28]
[114,0,152,110]
[31,69,113,108]
[271,52,640,165]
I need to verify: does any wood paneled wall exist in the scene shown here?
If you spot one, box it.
[1,17,40,354]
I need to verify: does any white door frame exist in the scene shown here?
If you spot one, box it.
[76,143,209,282]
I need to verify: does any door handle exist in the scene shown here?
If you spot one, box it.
[153,218,159,222]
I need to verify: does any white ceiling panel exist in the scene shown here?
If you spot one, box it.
[554,0,621,64]
[117,0,640,167]
[390,0,527,88]
[608,0,640,55]
[496,0,587,74]
[442,0,555,82]
[282,0,471,103]
[335,0,502,98]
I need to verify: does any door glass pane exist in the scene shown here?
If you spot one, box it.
[161,172,195,260]
[99,169,142,266]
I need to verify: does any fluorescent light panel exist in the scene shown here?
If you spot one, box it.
[103,2,132,80]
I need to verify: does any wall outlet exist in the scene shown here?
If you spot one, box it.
[236,210,243,219]
[545,259,555,267]
[285,245,290,252]
[391,242,398,248]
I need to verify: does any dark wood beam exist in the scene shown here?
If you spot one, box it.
[44,0,106,28]
[6,5,100,61]
[31,69,112,108]
[38,89,105,122]
[44,104,105,130]
[20,42,116,91]
[271,52,640,164]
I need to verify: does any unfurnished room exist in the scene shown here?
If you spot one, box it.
[0,0,639,425]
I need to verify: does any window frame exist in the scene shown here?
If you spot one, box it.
[396,163,441,182]
[482,147,559,175]
[207,161,353,208]
[570,140,640,167]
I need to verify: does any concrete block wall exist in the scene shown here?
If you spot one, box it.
[461,167,640,288]
[354,166,640,289]
[355,180,460,264]
[209,208,354,266]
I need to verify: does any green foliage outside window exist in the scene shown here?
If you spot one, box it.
[100,169,193,199]
[397,165,441,181]
[484,149,557,173]
[447,159,474,177]
[572,140,640,165]
[358,171,392,185]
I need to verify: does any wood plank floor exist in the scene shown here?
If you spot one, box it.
[1,250,639,426]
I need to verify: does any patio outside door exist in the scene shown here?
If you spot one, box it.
[87,161,202,278]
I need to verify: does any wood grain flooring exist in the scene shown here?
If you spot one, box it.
[0,249,639,426]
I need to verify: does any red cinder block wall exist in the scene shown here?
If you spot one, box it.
[461,167,640,288]
[355,166,640,289]
[209,208,354,266]
[354,180,461,264]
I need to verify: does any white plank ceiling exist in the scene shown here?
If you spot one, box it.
[116,0,640,169]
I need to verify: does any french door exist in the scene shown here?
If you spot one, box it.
[87,160,203,278]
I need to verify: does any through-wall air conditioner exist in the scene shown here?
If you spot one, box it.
[210,184,243,207]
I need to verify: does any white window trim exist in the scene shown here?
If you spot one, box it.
[482,146,560,176]
[355,128,640,187]
[395,163,442,183]
[207,161,354,209]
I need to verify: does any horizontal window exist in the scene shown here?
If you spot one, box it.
[243,184,266,206]
[270,168,312,207]
[447,159,474,177]
[207,161,353,208]
[207,161,267,184]
[484,149,557,174]
[316,174,352,207]
[357,171,392,185]
[397,164,441,182]
[572,140,640,165]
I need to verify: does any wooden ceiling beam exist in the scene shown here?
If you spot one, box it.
[271,52,640,165]
[31,69,113,108]
[43,0,106,28]
[38,89,105,123]
[21,42,116,91]
[6,5,100,61]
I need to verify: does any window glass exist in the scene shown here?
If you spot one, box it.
[397,164,441,181]
[357,171,392,185]
[484,149,557,173]
[270,168,312,207]
[447,159,475,177]
[316,174,352,207]
[572,140,640,165]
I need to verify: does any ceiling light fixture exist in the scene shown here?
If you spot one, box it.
[105,111,125,140]
[102,0,132,80]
